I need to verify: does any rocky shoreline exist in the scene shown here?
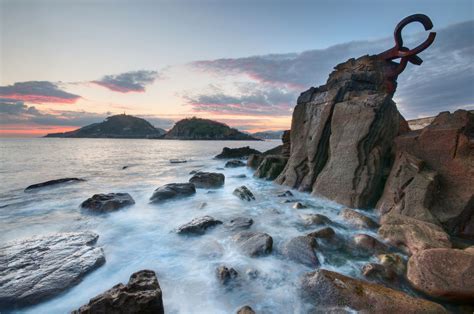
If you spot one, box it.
[1,54,473,313]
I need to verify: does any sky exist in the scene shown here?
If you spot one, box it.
[0,0,473,137]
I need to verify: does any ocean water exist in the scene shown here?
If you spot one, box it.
[0,138,381,313]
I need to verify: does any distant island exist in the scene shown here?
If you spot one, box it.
[45,115,260,140]
[251,130,285,140]
[163,117,259,141]
[45,114,166,139]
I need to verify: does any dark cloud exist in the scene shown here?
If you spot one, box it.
[192,21,474,118]
[184,83,297,115]
[0,81,81,104]
[0,99,174,129]
[93,70,159,93]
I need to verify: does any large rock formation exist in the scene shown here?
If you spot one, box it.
[276,55,406,208]
[377,110,474,237]
[0,232,105,309]
[72,270,164,314]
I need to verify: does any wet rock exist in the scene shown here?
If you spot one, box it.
[378,213,451,255]
[378,253,406,276]
[232,231,273,257]
[170,159,187,164]
[232,174,247,178]
[300,269,447,313]
[0,232,105,309]
[150,183,196,203]
[245,268,259,279]
[254,155,288,180]
[176,216,223,235]
[237,305,256,314]
[307,227,335,239]
[293,202,307,209]
[72,270,164,314]
[233,186,255,201]
[339,208,378,229]
[361,263,397,282]
[276,56,405,209]
[379,110,474,237]
[81,192,135,213]
[351,234,388,255]
[215,146,261,159]
[225,217,254,231]
[301,214,333,226]
[225,160,246,168]
[281,130,291,157]
[122,165,129,170]
[407,248,474,302]
[189,169,200,175]
[247,154,264,169]
[25,177,85,191]
[216,266,238,285]
[278,190,294,197]
[283,236,319,267]
[189,172,225,189]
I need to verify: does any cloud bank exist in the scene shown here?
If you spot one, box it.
[0,81,81,104]
[93,70,159,93]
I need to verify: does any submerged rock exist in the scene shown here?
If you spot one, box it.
[25,177,85,191]
[176,216,223,235]
[225,217,254,231]
[150,183,196,203]
[189,172,225,189]
[278,190,294,197]
[378,213,451,255]
[293,202,307,209]
[216,266,238,285]
[300,269,446,313]
[215,146,261,159]
[233,186,255,201]
[407,248,474,302]
[81,193,135,212]
[339,208,378,229]
[232,231,273,257]
[225,160,246,168]
[237,305,256,314]
[282,236,319,267]
[276,55,406,209]
[72,270,164,314]
[0,232,105,309]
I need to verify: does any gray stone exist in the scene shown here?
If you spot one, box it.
[150,183,196,203]
[176,216,222,235]
[189,172,225,189]
[81,193,135,213]
[232,231,273,257]
[216,266,238,285]
[282,236,319,267]
[233,186,255,201]
[225,160,246,168]
[225,217,254,231]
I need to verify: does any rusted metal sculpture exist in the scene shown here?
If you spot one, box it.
[378,14,436,92]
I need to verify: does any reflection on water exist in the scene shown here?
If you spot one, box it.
[0,138,380,314]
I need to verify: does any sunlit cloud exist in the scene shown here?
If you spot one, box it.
[92,70,159,93]
[0,81,81,104]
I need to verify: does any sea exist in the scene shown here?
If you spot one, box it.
[0,138,380,313]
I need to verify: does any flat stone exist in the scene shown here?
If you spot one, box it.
[0,232,105,309]
[72,270,164,314]
[150,183,196,203]
[25,177,85,191]
[81,192,135,213]
[176,216,222,235]
[232,231,273,257]
[225,217,254,231]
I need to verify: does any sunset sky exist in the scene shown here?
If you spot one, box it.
[1,0,473,137]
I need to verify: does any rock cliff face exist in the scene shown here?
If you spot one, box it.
[276,55,406,208]
[377,110,474,237]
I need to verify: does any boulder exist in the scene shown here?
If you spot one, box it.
[237,305,256,314]
[176,216,222,235]
[300,269,446,313]
[339,208,378,229]
[351,234,388,256]
[282,236,320,267]
[225,160,246,168]
[81,193,135,213]
[407,248,474,302]
[225,217,254,231]
[150,183,196,203]
[378,110,474,237]
[307,227,335,239]
[189,172,225,189]
[301,214,333,226]
[254,155,288,180]
[276,55,405,209]
[232,231,273,257]
[0,232,105,309]
[216,266,238,285]
[215,146,261,159]
[233,186,255,201]
[72,270,164,314]
[378,213,451,255]
[25,177,85,191]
